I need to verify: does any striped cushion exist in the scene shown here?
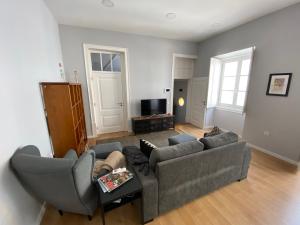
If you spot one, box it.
[140,139,157,158]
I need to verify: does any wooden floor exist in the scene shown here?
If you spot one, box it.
[41,124,300,225]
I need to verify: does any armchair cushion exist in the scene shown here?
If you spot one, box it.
[64,149,78,160]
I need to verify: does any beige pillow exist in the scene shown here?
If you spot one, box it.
[92,160,106,177]
[92,151,126,177]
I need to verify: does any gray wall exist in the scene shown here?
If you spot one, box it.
[173,80,188,123]
[0,0,63,224]
[197,3,300,162]
[59,25,198,136]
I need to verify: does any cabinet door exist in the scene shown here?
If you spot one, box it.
[174,57,194,79]
[41,84,75,157]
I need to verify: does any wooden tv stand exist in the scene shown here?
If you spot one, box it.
[132,114,175,134]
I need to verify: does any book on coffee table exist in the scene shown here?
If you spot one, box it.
[98,168,133,193]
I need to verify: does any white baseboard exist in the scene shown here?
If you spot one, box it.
[248,143,299,168]
[36,202,46,225]
[203,125,214,129]
[87,135,97,139]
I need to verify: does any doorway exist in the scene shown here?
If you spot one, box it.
[84,44,130,136]
[171,53,208,129]
[173,79,188,124]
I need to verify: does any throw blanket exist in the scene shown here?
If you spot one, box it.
[123,146,150,176]
[93,151,126,177]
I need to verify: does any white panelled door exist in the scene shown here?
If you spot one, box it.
[89,51,126,134]
[188,78,208,128]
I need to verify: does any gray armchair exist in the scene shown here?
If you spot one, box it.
[10,145,98,218]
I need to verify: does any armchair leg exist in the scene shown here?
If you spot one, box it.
[58,210,63,216]
[88,215,92,221]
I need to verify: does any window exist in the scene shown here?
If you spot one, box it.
[218,56,251,110]
[207,47,254,113]
[90,52,121,72]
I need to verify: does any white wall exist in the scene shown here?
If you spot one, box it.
[0,0,63,224]
[213,109,245,136]
[59,25,198,136]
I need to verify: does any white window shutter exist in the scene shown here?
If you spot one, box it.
[242,46,255,114]
[207,57,222,108]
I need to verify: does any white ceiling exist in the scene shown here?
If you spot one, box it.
[45,0,300,42]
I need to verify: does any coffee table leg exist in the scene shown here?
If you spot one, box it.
[101,205,105,225]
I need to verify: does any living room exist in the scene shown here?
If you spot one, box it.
[1,0,300,225]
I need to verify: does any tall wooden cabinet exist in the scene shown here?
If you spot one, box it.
[40,82,88,158]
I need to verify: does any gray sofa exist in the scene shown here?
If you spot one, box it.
[133,132,251,222]
[10,145,98,217]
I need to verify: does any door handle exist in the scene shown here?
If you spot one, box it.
[117,102,123,107]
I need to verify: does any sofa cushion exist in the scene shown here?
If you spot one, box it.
[168,133,197,146]
[149,140,204,171]
[140,139,157,158]
[200,131,238,150]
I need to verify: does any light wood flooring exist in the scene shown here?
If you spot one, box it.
[41,123,300,225]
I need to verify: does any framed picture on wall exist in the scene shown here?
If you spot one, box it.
[266,73,292,97]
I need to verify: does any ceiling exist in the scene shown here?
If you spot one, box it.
[45,0,300,42]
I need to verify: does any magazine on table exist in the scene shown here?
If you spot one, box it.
[98,168,133,193]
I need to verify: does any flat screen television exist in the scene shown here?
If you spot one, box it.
[141,99,167,116]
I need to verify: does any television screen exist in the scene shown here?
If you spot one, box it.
[141,99,167,116]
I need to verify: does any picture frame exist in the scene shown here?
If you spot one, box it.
[266,73,292,97]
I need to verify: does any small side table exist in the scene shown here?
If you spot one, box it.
[97,168,143,225]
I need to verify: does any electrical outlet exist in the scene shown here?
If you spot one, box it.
[164,88,171,93]
[263,131,270,136]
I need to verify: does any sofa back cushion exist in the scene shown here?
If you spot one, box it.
[200,131,238,150]
[149,140,204,171]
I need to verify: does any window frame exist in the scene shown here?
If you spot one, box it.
[217,54,251,112]
[90,50,121,73]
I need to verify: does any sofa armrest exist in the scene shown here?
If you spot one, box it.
[132,166,158,223]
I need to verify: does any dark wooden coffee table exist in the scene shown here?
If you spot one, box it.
[97,168,143,225]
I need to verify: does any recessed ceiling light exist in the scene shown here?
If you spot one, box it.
[166,12,176,20]
[102,0,114,7]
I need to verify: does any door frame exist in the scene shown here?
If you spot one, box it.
[185,77,208,128]
[171,53,198,115]
[83,43,131,137]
